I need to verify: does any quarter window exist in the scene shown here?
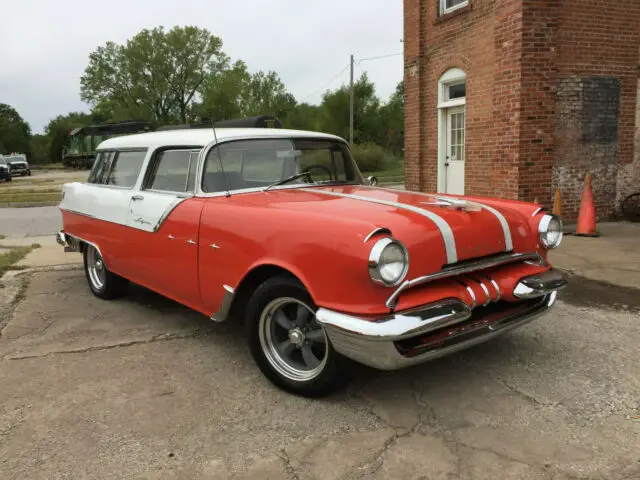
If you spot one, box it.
[104,151,146,188]
[441,0,468,15]
[145,149,200,193]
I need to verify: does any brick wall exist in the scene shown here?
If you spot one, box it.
[553,0,640,220]
[403,0,640,220]
[616,79,640,214]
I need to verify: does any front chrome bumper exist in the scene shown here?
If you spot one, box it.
[315,269,568,371]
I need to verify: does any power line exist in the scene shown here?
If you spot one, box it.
[299,63,351,103]
[357,51,403,64]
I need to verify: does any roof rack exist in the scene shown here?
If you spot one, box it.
[156,115,283,131]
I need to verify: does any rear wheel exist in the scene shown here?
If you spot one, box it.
[83,244,128,299]
[621,193,640,222]
[245,275,347,397]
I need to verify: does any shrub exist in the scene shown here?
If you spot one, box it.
[350,143,392,173]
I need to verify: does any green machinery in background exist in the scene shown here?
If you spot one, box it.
[62,121,154,169]
[61,116,283,169]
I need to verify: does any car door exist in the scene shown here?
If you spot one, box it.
[126,147,204,307]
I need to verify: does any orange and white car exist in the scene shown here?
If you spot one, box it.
[57,116,567,397]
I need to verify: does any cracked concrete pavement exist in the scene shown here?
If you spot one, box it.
[1,261,639,479]
[1,222,640,479]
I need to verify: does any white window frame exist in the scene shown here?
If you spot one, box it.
[440,0,468,16]
[437,68,467,193]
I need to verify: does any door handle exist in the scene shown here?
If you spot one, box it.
[131,194,144,201]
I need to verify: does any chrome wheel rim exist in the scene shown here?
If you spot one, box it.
[259,297,329,382]
[86,246,106,290]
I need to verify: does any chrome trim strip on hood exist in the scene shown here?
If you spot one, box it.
[307,189,458,264]
[359,186,514,254]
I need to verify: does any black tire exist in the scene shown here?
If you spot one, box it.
[621,193,640,223]
[83,244,128,300]
[245,274,348,397]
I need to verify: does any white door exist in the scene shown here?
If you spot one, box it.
[444,106,466,194]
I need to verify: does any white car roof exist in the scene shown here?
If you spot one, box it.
[96,127,347,151]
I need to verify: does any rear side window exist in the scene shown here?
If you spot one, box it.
[144,148,200,193]
[88,150,146,188]
[104,151,146,187]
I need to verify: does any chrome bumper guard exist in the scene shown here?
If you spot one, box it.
[56,231,80,252]
[315,269,568,371]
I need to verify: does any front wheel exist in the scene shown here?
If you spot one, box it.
[245,275,347,397]
[83,244,128,299]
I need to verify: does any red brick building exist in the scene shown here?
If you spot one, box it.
[403,0,640,221]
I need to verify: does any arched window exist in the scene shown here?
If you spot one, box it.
[438,68,467,108]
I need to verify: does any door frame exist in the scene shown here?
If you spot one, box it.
[437,68,467,193]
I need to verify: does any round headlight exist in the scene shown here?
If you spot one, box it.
[538,214,563,249]
[368,237,409,286]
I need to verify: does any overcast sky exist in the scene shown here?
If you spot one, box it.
[1,0,404,134]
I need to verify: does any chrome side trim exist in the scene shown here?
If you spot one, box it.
[513,269,568,299]
[386,252,542,308]
[210,286,235,323]
[307,189,458,265]
[152,197,188,232]
[315,299,471,342]
[363,227,392,243]
[531,207,547,217]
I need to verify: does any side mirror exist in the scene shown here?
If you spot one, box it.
[367,176,378,186]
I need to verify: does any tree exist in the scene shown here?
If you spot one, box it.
[29,134,50,165]
[240,70,297,119]
[197,59,251,121]
[80,26,225,124]
[376,80,404,153]
[0,103,31,156]
[318,72,380,143]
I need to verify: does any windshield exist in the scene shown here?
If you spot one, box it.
[201,138,363,193]
[0,158,6,165]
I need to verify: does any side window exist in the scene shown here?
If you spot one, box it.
[88,151,112,184]
[145,149,200,193]
[104,150,147,188]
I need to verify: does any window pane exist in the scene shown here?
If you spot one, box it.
[448,82,466,100]
[104,151,146,188]
[446,0,467,9]
[88,152,106,184]
[202,139,352,193]
[146,149,193,192]
[186,150,200,193]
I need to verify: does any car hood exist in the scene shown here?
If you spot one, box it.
[243,184,540,273]
[9,161,28,166]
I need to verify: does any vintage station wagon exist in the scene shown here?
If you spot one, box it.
[57,116,567,397]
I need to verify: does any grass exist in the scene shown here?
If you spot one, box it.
[0,192,62,204]
[0,244,40,279]
[364,159,405,182]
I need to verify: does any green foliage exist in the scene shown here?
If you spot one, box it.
[350,143,392,172]
[80,26,225,123]
[29,134,49,164]
[0,103,31,156]
[23,25,404,173]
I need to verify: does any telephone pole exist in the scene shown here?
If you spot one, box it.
[349,54,354,146]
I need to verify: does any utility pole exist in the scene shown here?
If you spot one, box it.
[349,54,354,146]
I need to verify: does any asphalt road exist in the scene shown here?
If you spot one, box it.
[0,268,638,479]
[0,206,62,237]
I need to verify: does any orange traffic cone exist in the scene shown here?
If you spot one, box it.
[574,174,599,237]
[552,188,562,217]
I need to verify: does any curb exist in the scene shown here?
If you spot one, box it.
[0,201,61,208]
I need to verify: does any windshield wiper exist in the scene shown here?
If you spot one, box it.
[263,172,312,192]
